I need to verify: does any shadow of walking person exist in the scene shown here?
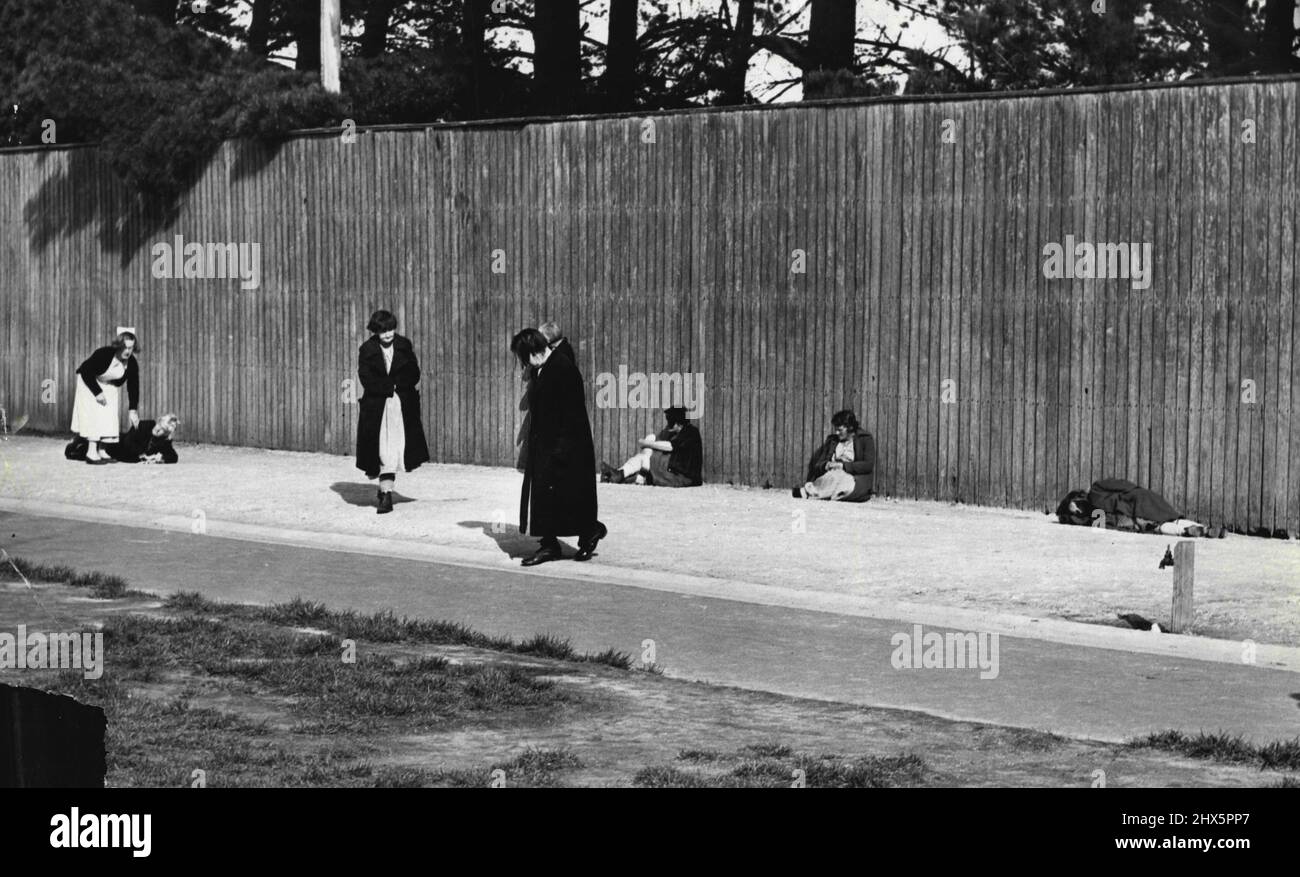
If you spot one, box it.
[457,520,574,559]
[330,482,415,508]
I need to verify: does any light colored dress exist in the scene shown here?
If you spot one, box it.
[377,344,406,475]
[70,356,125,442]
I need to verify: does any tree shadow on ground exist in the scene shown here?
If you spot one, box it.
[457,520,577,560]
[330,482,416,508]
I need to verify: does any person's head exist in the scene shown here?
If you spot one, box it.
[664,407,688,431]
[152,413,181,438]
[539,321,564,347]
[830,409,859,438]
[510,328,550,369]
[367,309,398,345]
[113,331,138,360]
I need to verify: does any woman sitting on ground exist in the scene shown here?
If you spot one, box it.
[793,409,875,502]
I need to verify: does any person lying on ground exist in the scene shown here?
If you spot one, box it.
[1055,478,1216,537]
[66,414,180,464]
[793,409,875,502]
[107,414,181,464]
[600,406,703,487]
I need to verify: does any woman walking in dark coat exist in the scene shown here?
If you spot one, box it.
[511,328,606,566]
[71,330,141,465]
[355,310,430,514]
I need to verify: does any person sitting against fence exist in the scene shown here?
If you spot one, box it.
[793,409,875,502]
[600,407,703,487]
[1055,479,1215,537]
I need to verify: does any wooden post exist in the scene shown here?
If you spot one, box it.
[1170,541,1195,633]
[320,0,341,94]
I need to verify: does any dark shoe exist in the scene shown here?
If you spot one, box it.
[600,462,615,483]
[522,544,562,566]
[573,522,608,562]
[85,457,108,466]
[377,491,394,515]
[791,487,802,498]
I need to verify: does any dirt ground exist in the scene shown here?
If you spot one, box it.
[2,434,1298,644]
[1,579,1290,788]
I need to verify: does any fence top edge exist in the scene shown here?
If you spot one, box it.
[3,71,1299,156]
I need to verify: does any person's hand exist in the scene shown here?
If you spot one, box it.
[142,454,158,465]
[95,394,107,407]
[826,461,844,471]
[129,410,140,428]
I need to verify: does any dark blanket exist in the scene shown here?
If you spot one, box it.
[1085,478,1180,527]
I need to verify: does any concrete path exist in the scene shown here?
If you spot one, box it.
[4,509,1299,744]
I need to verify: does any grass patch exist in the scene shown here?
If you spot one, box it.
[633,745,928,788]
[2,560,643,785]
[0,556,130,598]
[166,593,633,670]
[1128,730,1300,771]
[425,747,584,788]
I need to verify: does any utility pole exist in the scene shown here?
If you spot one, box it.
[321,0,341,93]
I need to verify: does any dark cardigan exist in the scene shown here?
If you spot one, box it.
[806,428,876,494]
[77,347,140,410]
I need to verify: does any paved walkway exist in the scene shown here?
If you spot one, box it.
[5,508,1299,743]
[3,435,1298,645]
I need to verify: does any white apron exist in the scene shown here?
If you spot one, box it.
[377,344,406,475]
[70,356,125,442]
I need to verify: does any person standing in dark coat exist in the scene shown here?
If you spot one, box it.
[511,328,606,565]
[355,310,430,514]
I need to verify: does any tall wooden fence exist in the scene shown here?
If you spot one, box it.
[2,77,1298,533]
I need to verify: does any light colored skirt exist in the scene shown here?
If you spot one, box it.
[70,379,121,442]
[378,394,406,475]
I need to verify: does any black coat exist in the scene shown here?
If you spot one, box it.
[519,349,598,537]
[355,335,431,478]
[550,337,576,364]
[77,347,140,409]
[106,421,178,463]
[665,423,704,485]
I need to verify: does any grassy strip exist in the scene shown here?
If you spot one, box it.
[167,591,632,670]
[635,743,927,788]
[0,555,632,668]
[0,556,130,598]
[1128,731,1300,771]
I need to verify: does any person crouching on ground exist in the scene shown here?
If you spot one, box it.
[355,309,430,514]
[601,407,703,487]
[106,413,181,463]
[71,331,141,465]
[793,409,875,502]
[511,327,607,566]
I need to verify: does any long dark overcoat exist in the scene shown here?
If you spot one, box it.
[355,335,431,477]
[519,350,598,537]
